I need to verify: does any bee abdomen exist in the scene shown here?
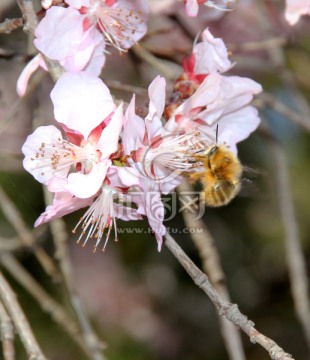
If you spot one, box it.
[204,180,240,207]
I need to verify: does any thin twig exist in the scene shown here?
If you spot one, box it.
[0,253,91,357]
[0,70,46,136]
[0,237,23,252]
[0,18,23,34]
[229,36,287,52]
[256,93,310,133]
[0,227,46,252]
[0,299,15,360]
[16,0,38,33]
[164,233,294,360]
[0,48,15,57]
[0,271,47,360]
[43,188,106,360]
[131,44,182,80]
[104,79,148,97]
[178,180,246,360]
[0,185,60,282]
[268,135,310,350]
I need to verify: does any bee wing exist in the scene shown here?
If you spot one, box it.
[237,177,260,199]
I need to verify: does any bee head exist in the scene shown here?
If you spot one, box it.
[207,145,219,158]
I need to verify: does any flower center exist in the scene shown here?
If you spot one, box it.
[140,129,206,180]
[88,1,145,51]
[30,138,99,181]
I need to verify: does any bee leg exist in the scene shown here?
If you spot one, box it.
[193,154,208,160]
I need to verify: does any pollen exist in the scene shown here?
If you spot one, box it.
[90,2,145,51]
[73,186,119,252]
[27,136,98,182]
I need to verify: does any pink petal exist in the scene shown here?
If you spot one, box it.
[47,177,69,193]
[197,75,262,125]
[115,0,149,48]
[65,161,110,198]
[185,0,199,17]
[34,7,85,60]
[177,73,222,116]
[285,0,310,25]
[130,182,166,251]
[143,189,166,251]
[123,95,145,154]
[145,76,166,139]
[61,27,105,74]
[113,203,143,221]
[97,103,123,158]
[22,125,68,185]
[17,54,48,96]
[41,0,53,9]
[107,166,140,188]
[35,191,93,226]
[83,38,106,76]
[65,0,91,8]
[193,28,232,74]
[51,72,115,139]
[216,106,261,151]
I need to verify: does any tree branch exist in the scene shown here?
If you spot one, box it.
[16,0,38,33]
[164,233,294,360]
[268,135,310,349]
[256,93,310,133]
[0,271,47,360]
[43,188,107,360]
[0,18,23,34]
[0,253,91,357]
[0,299,15,360]
[0,185,60,282]
[178,180,246,360]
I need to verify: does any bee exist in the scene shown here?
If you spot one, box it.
[188,141,243,207]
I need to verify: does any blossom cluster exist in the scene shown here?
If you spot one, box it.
[20,0,264,252]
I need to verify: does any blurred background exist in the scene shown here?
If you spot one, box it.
[1,0,310,359]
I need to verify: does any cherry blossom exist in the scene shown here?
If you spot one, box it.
[35,6,106,73]
[166,72,262,153]
[22,72,122,199]
[285,0,310,25]
[123,76,205,193]
[174,28,231,92]
[114,164,167,251]
[108,158,168,251]
[164,28,262,153]
[122,76,208,250]
[66,0,149,51]
[73,183,142,252]
[35,168,142,252]
[32,0,148,82]
[19,5,264,254]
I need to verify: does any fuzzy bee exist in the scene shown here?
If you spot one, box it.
[188,142,243,207]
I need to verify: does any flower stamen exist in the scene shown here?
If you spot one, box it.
[29,138,98,181]
[89,3,145,51]
[73,186,119,252]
